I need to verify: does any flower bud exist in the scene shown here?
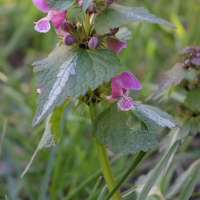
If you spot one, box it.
[78,0,83,9]
[103,0,114,5]
[88,3,96,12]
[62,21,74,32]
[185,59,190,65]
[63,34,76,46]
[107,28,119,36]
[88,37,100,49]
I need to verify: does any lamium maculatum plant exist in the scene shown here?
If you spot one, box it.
[21,0,182,199]
[150,45,200,139]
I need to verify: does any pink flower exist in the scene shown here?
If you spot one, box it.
[33,0,51,13]
[37,88,44,94]
[106,72,142,111]
[33,0,67,33]
[106,38,127,55]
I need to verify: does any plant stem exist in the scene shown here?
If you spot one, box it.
[104,151,146,200]
[85,13,90,36]
[89,102,123,200]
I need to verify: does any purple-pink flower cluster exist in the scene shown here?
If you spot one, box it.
[106,72,142,111]
[33,1,140,111]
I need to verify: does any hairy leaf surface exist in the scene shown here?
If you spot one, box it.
[32,45,121,126]
[94,4,176,35]
[132,102,181,129]
[179,116,200,137]
[21,114,55,177]
[115,27,132,43]
[186,87,200,112]
[44,0,75,12]
[149,63,197,100]
[92,103,179,155]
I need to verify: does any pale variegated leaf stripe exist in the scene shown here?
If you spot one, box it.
[92,103,179,155]
[32,45,121,126]
[21,114,55,177]
[82,0,93,12]
[149,63,197,100]
[44,0,75,12]
[94,3,177,35]
[115,27,132,43]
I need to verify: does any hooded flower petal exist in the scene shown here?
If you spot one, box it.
[33,0,51,13]
[117,71,142,90]
[34,17,51,33]
[37,88,44,94]
[49,10,67,29]
[111,76,125,98]
[107,38,127,55]
[117,96,134,111]
[34,10,67,33]
[108,72,142,111]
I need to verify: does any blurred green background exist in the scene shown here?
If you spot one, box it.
[0,0,200,199]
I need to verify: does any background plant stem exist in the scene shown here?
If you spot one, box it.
[89,102,123,200]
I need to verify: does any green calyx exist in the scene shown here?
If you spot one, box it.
[78,81,112,108]
[61,14,107,50]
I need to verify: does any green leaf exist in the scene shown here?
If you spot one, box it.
[189,116,200,136]
[186,87,200,112]
[92,103,179,155]
[32,46,121,126]
[44,0,75,12]
[179,159,200,200]
[149,63,197,100]
[82,0,93,12]
[5,195,9,200]
[165,160,200,199]
[132,102,181,129]
[50,99,70,144]
[115,27,132,43]
[21,114,56,177]
[179,117,192,138]
[179,116,200,137]
[93,4,176,35]
[121,186,137,198]
[97,185,108,200]
[92,104,133,155]
[87,177,102,200]
[136,140,179,200]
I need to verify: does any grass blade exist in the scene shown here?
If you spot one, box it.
[179,159,200,200]
[87,176,102,200]
[5,195,9,200]
[136,140,179,200]
[97,185,108,200]
[0,119,7,159]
